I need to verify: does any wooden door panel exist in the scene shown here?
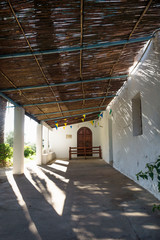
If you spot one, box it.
[77,127,92,156]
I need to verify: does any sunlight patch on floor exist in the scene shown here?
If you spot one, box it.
[121,212,149,217]
[143,224,160,230]
[98,212,112,218]
[39,166,69,183]
[6,171,42,240]
[123,185,142,192]
[25,166,67,216]
[48,163,68,172]
[55,159,69,165]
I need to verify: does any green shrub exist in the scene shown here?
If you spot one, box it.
[24,145,35,158]
[0,143,13,167]
[5,131,14,147]
[28,143,36,153]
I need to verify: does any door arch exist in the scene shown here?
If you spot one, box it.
[77,127,92,156]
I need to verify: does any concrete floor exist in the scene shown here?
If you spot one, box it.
[0,159,160,240]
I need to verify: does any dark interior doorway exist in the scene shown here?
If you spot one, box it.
[77,127,92,156]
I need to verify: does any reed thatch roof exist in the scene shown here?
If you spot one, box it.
[0,0,159,128]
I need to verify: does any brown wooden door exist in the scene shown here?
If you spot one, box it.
[77,127,92,156]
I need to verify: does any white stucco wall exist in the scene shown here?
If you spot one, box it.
[100,32,160,200]
[50,121,100,159]
[99,111,110,163]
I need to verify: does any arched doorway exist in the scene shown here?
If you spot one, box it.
[77,127,92,156]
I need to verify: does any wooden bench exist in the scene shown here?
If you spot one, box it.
[69,146,102,160]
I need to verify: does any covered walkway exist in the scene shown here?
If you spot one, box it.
[0,159,160,240]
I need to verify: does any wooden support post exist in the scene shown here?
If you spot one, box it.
[84,147,86,159]
[69,147,71,160]
[99,146,102,159]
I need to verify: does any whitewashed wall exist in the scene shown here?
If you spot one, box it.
[98,111,110,163]
[100,32,160,200]
[50,121,100,159]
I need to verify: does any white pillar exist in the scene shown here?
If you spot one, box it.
[13,107,25,174]
[43,126,49,153]
[36,123,42,165]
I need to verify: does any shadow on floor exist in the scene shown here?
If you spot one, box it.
[0,158,160,240]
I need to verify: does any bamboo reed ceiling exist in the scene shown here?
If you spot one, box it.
[0,0,160,128]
